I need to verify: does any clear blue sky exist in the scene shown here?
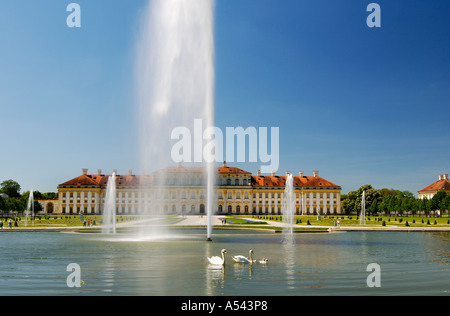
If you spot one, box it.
[0,0,449,194]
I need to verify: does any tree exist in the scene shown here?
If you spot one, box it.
[0,196,5,212]
[432,191,447,208]
[379,188,397,197]
[0,180,21,198]
[420,197,429,216]
[342,184,382,214]
[368,198,378,214]
[439,195,450,213]
[428,196,440,214]
[5,198,23,213]
[400,191,415,200]
[42,192,58,199]
[355,184,381,213]
[342,197,354,214]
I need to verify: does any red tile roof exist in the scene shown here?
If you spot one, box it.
[59,174,153,187]
[218,166,251,174]
[251,175,340,188]
[418,179,450,192]
[59,166,340,189]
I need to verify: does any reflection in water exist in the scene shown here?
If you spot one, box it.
[422,232,450,265]
[101,256,115,293]
[282,237,296,290]
[206,265,225,296]
[232,262,254,280]
[205,242,225,295]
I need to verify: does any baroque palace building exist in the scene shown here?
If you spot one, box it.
[55,162,342,216]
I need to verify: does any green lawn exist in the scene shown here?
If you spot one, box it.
[246,215,450,228]
[0,215,140,227]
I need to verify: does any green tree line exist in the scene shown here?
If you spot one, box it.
[342,184,450,216]
[0,179,57,214]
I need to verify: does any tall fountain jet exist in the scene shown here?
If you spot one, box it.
[283,174,295,235]
[135,0,216,240]
[360,191,366,225]
[102,172,117,234]
[25,190,34,226]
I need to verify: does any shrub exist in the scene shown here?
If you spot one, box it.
[382,221,386,226]
[307,220,311,225]
[405,221,409,227]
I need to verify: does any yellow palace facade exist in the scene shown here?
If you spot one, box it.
[56,162,342,216]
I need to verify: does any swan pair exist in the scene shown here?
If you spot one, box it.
[208,249,268,265]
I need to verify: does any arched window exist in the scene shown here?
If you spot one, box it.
[227,179,231,185]
[245,205,249,213]
[236,205,240,213]
[46,202,54,214]
[218,205,223,213]
[228,205,232,214]
[200,204,205,214]
[235,179,240,186]
[243,179,247,186]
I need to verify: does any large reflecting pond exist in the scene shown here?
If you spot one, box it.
[0,230,448,295]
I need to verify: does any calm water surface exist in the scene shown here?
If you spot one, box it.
[0,230,448,295]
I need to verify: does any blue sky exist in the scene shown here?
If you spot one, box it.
[0,0,449,194]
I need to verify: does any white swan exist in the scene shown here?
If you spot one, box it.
[258,258,269,264]
[208,249,227,265]
[232,249,255,264]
